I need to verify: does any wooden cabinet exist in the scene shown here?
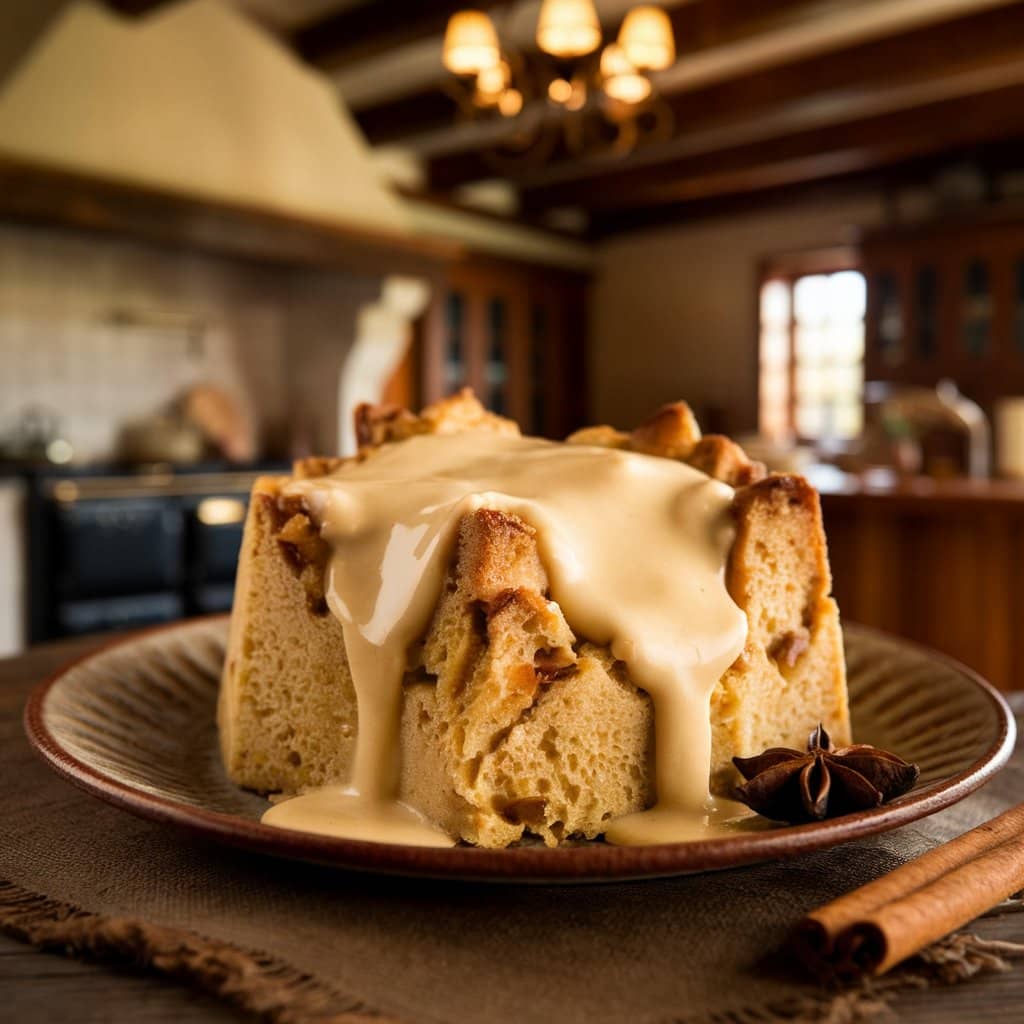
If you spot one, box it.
[820,477,1024,690]
[418,257,589,438]
[862,215,1024,411]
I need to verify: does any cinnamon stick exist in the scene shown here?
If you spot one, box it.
[792,803,1024,978]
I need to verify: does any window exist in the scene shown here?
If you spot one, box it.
[758,269,866,443]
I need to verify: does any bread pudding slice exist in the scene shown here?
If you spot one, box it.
[219,391,849,847]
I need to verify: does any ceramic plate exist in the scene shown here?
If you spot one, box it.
[24,617,1015,883]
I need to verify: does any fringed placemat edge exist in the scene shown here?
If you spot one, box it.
[696,932,1024,1024]
[0,878,399,1024]
[5,875,1023,1024]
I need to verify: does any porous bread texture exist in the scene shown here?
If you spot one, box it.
[219,390,849,847]
[218,484,355,792]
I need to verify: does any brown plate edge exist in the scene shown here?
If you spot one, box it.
[22,618,1018,885]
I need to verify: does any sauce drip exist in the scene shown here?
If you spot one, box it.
[260,432,747,846]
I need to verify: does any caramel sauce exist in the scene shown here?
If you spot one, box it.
[259,432,747,847]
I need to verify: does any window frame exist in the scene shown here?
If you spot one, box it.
[756,246,864,444]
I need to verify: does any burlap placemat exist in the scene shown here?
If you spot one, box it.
[3,645,1024,1024]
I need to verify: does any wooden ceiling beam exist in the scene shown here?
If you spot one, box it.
[428,2,1024,192]
[663,0,837,55]
[354,89,462,150]
[515,59,1024,211]
[102,0,176,14]
[569,80,1024,235]
[586,138,1024,236]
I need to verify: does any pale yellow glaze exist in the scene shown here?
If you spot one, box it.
[262,787,455,847]
[605,796,754,845]
[260,432,747,846]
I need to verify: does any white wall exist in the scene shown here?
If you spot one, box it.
[590,193,887,434]
[0,222,377,461]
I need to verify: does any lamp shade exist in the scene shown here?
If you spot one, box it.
[618,5,675,71]
[536,0,601,59]
[600,43,651,104]
[443,10,500,76]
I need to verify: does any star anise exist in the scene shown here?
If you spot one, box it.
[732,724,919,824]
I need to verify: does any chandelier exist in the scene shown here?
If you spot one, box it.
[441,2,677,171]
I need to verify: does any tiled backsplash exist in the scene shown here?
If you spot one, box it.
[0,223,378,461]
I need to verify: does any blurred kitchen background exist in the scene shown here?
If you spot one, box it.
[2,0,1024,689]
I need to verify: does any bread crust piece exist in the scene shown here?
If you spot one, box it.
[220,395,848,847]
[568,400,766,486]
[356,388,519,449]
[218,477,356,794]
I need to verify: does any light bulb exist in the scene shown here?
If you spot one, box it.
[618,5,675,71]
[600,43,651,104]
[477,60,509,96]
[498,88,523,117]
[536,0,601,59]
[603,72,651,104]
[548,77,573,104]
[443,10,500,76]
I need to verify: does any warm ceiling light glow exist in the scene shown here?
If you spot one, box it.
[443,10,500,76]
[565,82,586,111]
[618,5,675,71]
[600,43,651,104]
[548,77,574,104]
[600,42,632,78]
[536,0,601,59]
[197,497,246,526]
[498,88,523,117]
[476,60,509,97]
[603,72,651,104]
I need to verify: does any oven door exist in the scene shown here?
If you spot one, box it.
[186,495,248,613]
[55,498,184,598]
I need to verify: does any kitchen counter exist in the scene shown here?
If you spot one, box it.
[14,462,286,647]
[810,465,1024,510]
[812,469,1024,691]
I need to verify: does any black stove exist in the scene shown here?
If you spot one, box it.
[19,461,287,643]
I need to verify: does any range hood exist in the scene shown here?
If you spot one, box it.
[0,0,410,237]
[0,0,591,270]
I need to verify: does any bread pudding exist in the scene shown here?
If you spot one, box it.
[219,391,849,847]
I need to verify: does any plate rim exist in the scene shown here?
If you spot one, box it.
[23,616,1017,883]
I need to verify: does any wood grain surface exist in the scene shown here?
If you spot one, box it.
[3,635,1024,1022]
[821,480,1024,692]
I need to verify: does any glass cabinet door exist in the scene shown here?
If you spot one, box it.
[876,272,903,367]
[427,264,585,439]
[444,293,466,394]
[962,259,992,357]
[530,303,549,436]
[485,297,508,415]
[914,265,939,360]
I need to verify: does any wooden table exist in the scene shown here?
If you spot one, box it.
[4,636,1024,1022]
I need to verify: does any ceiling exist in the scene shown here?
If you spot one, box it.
[105,0,1024,236]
